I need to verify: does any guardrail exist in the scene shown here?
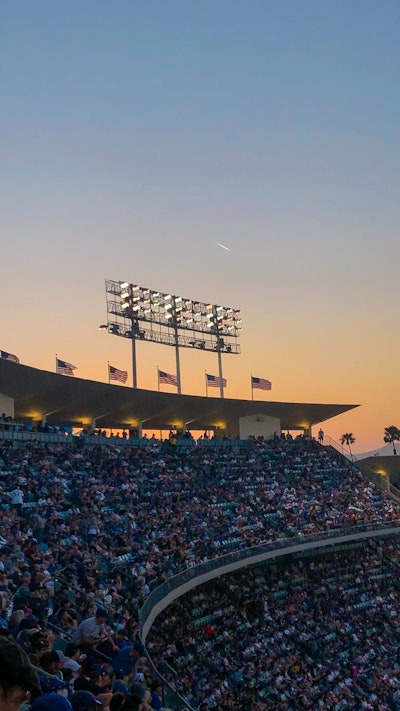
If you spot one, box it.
[0,429,251,447]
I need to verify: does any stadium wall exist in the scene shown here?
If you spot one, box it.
[140,524,400,641]
[238,413,280,439]
[0,392,14,418]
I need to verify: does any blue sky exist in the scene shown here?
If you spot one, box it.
[1,1,400,451]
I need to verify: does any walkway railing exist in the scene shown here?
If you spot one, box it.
[0,429,251,447]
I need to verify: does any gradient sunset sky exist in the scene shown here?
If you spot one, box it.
[2,1,399,453]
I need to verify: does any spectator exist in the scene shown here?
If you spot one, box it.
[70,690,102,710]
[74,609,117,652]
[149,681,163,710]
[0,637,41,710]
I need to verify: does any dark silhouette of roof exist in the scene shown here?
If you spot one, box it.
[0,359,358,432]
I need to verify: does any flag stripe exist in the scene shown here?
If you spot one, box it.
[56,358,77,376]
[206,373,227,387]
[109,365,128,384]
[0,350,20,364]
[251,376,272,390]
[158,370,177,386]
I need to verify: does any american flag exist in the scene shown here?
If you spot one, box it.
[251,376,272,391]
[206,373,227,388]
[56,358,77,376]
[0,350,20,364]
[158,370,177,386]
[109,365,128,384]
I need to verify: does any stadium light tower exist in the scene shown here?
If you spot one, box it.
[121,282,139,389]
[103,279,242,393]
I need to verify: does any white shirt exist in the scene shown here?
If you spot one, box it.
[73,616,107,643]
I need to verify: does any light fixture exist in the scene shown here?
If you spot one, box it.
[105,278,241,356]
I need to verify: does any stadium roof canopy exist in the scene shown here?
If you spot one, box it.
[0,359,358,433]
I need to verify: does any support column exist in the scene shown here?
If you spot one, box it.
[174,325,182,395]
[217,347,224,399]
[131,318,137,389]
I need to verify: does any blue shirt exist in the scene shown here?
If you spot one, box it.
[111,647,134,677]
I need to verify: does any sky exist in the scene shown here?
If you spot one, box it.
[1,0,399,453]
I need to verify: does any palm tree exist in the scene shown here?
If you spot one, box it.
[341,432,356,459]
[383,426,400,455]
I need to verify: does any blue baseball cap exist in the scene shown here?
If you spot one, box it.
[111,680,129,694]
[31,693,72,711]
[70,691,102,710]
[38,674,69,694]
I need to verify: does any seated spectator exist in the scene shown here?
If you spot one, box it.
[39,649,65,678]
[0,637,41,710]
[59,643,84,678]
[74,609,117,653]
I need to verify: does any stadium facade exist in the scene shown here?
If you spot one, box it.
[0,358,357,438]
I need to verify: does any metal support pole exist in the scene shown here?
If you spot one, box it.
[214,307,224,399]
[131,318,137,389]
[174,325,181,395]
[217,344,224,399]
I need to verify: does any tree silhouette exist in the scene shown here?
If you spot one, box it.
[383,425,400,455]
[341,433,356,458]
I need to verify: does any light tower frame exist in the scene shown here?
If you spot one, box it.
[102,279,242,394]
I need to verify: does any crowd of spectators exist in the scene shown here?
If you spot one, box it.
[148,539,400,710]
[0,432,399,709]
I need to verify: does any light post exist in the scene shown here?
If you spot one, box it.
[102,279,242,394]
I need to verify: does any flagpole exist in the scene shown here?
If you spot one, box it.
[251,373,254,401]
[205,371,208,397]
[108,361,110,384]
[157,366,160,392]
[55,354,57,374]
